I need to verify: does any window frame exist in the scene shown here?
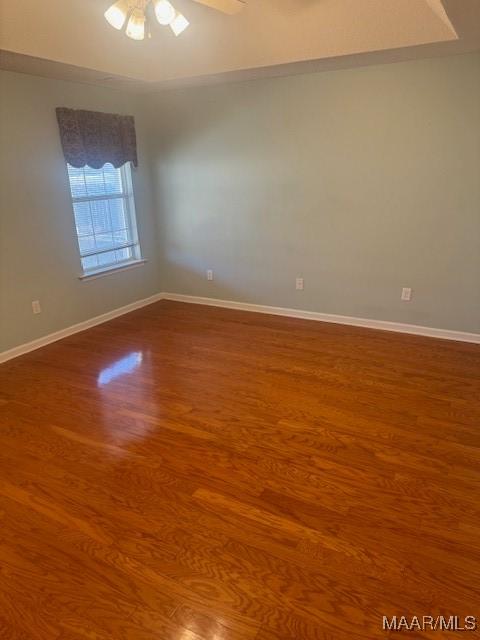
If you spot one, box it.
[67,162,143,277]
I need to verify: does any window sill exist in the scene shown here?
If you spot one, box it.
[79,259,147,281]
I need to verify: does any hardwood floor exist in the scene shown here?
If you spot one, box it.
[0,300,479,639]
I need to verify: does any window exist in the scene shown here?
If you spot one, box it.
[67,162,142,275]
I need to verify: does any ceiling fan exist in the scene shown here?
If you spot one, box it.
[104,0,245,40]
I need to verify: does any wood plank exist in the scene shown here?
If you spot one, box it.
[0,300,478,639]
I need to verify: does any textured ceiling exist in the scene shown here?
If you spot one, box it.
[0,0,478,89]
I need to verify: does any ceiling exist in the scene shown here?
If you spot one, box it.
[0,0,479,90]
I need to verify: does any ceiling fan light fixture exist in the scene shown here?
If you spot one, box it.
[170,12,190,36]
[104,0,131,30]
[104,0,243,40]
[153,0,176,25]
[126,7,146,40]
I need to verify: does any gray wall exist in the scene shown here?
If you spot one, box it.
[150,52,480,333]
[1,53,479,353]
[0,71,159,352]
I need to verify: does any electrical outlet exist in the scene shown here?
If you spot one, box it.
[32,300,42,314]
[401,287,412,302]
[296,277,304,291]
[207,269,214,281]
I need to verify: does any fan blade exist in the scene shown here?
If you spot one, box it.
[191,0,245,15]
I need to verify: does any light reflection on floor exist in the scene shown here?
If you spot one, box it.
[97,350,158,447]
[97,351,143,387]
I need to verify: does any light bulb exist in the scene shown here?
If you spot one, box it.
[104,0,130,30]
[170,12,189,36]
[153,0,176,25]
[126,7,146,40]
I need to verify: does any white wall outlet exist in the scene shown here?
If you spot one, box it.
[32,300,42,314]
[401,287,412,302]
[207,269,214,281]
[296,277,304,291]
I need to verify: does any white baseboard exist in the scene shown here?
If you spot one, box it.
[161,292,480,344]
[0,293,163,364]
[2,291,478,364]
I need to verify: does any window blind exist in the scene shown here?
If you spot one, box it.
[67,163,141,273]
